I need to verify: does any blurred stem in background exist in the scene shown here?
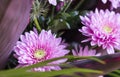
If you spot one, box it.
[32,0,41,31]
[74,0,85,10]
[33,16,41,32]
[63,0,73,13]
[51,6,55,20]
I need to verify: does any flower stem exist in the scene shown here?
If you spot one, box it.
[74,0,84,10]
[63,0,72,13]
[51,6,55,19]
[34,16,41,31]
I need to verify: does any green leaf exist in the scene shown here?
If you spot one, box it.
[0,67,102,77]
[0,55,104,77]
[24,55,105,69]
[108,72,120,77]
[114,70,120,74]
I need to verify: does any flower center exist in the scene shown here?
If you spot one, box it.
[34,50,46,59]
[103,25,112,33]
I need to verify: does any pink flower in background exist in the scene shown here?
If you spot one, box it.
[48,0,64,6]
[72,45,102,77]
[72,45,100,56]
[14,29,69,72]
[101,0,120,9]
[101,0,107,3]
[79,9,120,54]
[48,0,57,6]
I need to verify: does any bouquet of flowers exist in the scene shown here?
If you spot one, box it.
[1,0,120,77]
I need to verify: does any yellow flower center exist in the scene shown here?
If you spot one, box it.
[34,50,46,59]
[103,26,112,33]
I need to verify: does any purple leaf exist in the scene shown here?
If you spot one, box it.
[0,0,32,69]
[68,52,120,77]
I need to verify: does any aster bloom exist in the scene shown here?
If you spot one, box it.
[72,45,100,57]
[72,45,102,77]
[101,0,120,9]
[48,0,64,6]
[14,29,69,72]
[48,0,57,6]
[101,0,107,3]
[79,9,120,54]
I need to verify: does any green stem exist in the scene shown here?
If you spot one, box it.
[63,0,72,13]
[51,6,55,19]
[34,16,41,31]
[74,0,84,10]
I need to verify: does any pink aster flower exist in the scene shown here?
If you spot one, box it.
[48,0,57,6]
[14,29,69,72]
[72,45,100,56]
[79,9,120,54]
[48,0,64,6]
[72,45,102,77]
[101,0,120,9]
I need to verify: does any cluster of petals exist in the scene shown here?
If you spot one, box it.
[79,9,120,54]
[14,29,69,72]
[48,0,63,6]
[101,0,120,9]
[72,45,100,57]
[48,0,57,6]
[72,45,102,77]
